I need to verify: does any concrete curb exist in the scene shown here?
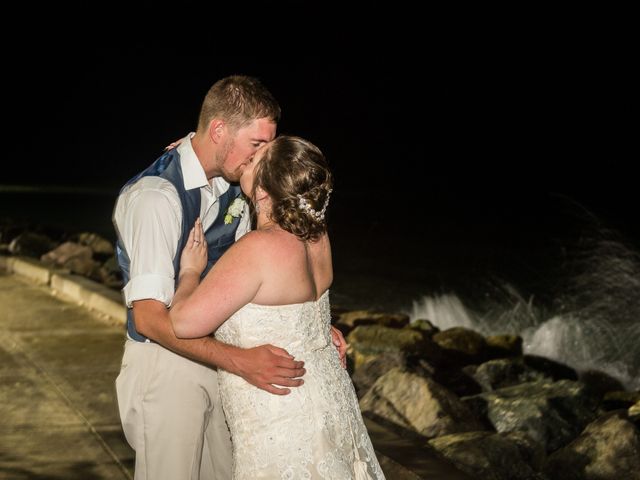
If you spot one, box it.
[0,255,126,326]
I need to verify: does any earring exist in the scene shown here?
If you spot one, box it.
[255,201,260,214]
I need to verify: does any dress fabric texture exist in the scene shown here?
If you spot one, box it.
[215,290,385,479]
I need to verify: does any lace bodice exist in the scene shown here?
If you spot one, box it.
[215,290,385,479]
[216,290,333,358]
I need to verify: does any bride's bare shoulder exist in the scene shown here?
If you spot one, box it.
[233,228,300,253]
[233,229,330,260]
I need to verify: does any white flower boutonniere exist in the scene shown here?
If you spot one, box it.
[224,196,246,225]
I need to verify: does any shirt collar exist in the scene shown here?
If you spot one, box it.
[177,133,208,190]
[176,133,231,196]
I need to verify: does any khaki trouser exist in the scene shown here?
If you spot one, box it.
[115,339,232,480]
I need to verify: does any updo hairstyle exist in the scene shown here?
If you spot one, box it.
[252,135,333,242]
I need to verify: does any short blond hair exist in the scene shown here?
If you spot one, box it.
[197,75,281,133]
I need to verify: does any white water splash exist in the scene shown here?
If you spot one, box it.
[406,294,478,331]
[522,315,640,391]
[406,293,640,391]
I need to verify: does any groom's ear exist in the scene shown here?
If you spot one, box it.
[209,120,225,143]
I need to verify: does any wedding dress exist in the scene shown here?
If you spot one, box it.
[215,290,385,479]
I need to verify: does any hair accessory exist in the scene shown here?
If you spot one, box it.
[297,189,332,221]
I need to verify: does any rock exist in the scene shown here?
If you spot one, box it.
[40,241,93,267]
[523,355,578,382]
[579,369,626,401]
[433,366,483,397]
[75,232,114,258]
[8,232,57,258]
[543,410,640,480]
[351,351,409,398]
[485,334,523,358]
[407,318,439,337]
[602,390,640,412]
[628,400,640,425]
[429,431,548,480]
[347,325,426,369]
[432,327,488,366]
[359,367,485,439]
[464,357,547,392]
[462,379,600,453]
[336,310,410,334]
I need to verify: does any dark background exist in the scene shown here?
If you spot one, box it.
[2,26,636,310]
[4,40,634,214]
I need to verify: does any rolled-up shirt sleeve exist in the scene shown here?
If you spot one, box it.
[116,180,182,307]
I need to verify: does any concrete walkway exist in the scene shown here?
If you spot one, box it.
[0,266,133,479]
[0,256,471,480]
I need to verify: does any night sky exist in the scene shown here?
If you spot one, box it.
[2,31,637,309]
[5,39,635,232]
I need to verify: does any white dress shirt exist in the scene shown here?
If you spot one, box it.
[113,133,250,308]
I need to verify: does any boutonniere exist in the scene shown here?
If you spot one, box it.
[224,195,246,224]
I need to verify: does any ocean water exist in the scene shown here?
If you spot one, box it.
[0,186,120,244]
[2,184,638,313]
[3,184,639,390]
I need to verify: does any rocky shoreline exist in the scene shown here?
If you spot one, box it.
[3,222,640,479]
[335,310,640,479]
[0,223,123,290]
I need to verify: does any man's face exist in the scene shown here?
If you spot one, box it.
[217,117,276,182]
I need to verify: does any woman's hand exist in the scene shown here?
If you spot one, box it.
[164,132,195,151]
[179,218,207,278]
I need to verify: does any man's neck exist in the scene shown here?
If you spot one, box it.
[190,132,218,179]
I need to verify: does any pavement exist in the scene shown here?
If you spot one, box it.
[0,256,472,480]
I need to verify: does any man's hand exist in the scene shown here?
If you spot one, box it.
[228,344,306,395]
[330,326,348,369]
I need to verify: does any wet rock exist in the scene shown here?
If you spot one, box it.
[351,351,409,398]
[407,318,439,337]
[462,379,599,453]
[432,327,488,366]
[601,390,640,412]
[347,325,426,369]
[336,310,410,334]
[523,355,578,382]
[464,357,547,392]
[485,334,523,358]
[8,232,57,258]
[543,410,640,480]
[429,430,548,480]
[359,367,485,439]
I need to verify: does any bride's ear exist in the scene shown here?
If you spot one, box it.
[255,186,268,202]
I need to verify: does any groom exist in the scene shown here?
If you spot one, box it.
[113,75,347,480]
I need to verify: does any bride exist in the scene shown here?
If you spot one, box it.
[169,135,385,479]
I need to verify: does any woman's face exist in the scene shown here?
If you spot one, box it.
[240,142,270,198]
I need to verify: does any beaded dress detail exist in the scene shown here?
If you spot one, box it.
[215,290,385,479]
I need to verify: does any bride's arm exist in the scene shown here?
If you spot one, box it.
[170,220,306,396]
[170,224,263,339]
